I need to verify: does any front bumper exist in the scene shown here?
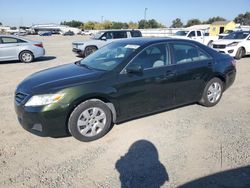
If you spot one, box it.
[14,102,70,137]
[212,46,238,57]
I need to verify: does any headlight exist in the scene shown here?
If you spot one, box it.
[227,42,239,47]
[25,93,65,107]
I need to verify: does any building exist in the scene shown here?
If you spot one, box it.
[209,21,236,36]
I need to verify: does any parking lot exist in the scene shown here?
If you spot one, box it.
[0,35,250,188]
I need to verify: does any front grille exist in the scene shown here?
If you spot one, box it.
[213,44,226,49]
[15,92,28,104]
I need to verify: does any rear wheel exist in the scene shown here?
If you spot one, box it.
[84,46,97,57]
[68,100,112,142]
[235,47,245,60]
[199,78,223,107]
[19,51,34,63]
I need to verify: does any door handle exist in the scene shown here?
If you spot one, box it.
[165,71,176,77]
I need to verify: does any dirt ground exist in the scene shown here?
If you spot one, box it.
[0,35,249,188]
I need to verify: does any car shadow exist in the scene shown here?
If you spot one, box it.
[34,56,56,62]
[0,56,56,64]
[115,140,169,188]
[178,165,250,188]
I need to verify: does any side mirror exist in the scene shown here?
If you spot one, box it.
[101,36,107,41]
[126,65,143,74]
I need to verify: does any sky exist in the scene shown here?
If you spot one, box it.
[0,0,249,27]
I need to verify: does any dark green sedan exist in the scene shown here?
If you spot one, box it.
[14,38,236,142]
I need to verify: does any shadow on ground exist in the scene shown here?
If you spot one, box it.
[115,140,168,188]
[178,165,250,188]
[0,56,56,64]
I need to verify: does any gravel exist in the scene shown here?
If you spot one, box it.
[0,35,249,188]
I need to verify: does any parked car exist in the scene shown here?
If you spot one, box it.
[212,31,250,59]
[38,31,52,36]
[172,29,218,47]
[15,38,236,142]
[72,29,142,57]
[0,35,45,63]
[63,31,75,36]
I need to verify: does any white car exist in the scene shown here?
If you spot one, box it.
[212,31,250,59]
[0,35,45,63]
[172,29,218,46]
[72,30,142,57]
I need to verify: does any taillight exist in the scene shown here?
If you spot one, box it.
[34,43,43,48]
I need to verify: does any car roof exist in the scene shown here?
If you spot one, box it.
[113,37,200,46]
[99,29,141,32]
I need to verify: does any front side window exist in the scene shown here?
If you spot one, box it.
[113,31,127,39]
[197,31,202,36]
[172,43,211,64]
[2,37,18,43]
[188,31,196,38]
[103,32,113,39]
[127,43,169,70]
[80,42,140,71]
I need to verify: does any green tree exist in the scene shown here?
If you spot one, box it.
[171,18,183,28]
[60,20,83,28]
[203,16,226,24]
[102,21,113,29]
[0,22,2,26]
[128,22,138,29]
[111,22,128,29]
[185,19,201,27]
[84,21,95,30]
[138,19,149,29]
[234,12,250,25]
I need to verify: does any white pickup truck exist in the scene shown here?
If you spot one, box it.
[172,30,218,47]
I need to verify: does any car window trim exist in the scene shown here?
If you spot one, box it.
[169,41,213,65]
[120,42,172,74]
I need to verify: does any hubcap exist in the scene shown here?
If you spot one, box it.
[207,82,222,103]
[77,107,106,137]
[22,53,32,62]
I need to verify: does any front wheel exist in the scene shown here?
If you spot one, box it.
[199,78,223,107]
[68,100,112,142]
[84,46,98,57]
[235,47,245,60]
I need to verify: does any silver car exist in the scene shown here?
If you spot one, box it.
[0,35,45,63]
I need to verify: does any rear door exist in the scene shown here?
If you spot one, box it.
[169,42,214,105]
[196,31,204,44]
[0,37,20,61]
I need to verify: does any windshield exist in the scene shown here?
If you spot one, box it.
[80,42,140,71]
[91,31,104,39]
[175,31,189,36]
[223,31,250,39]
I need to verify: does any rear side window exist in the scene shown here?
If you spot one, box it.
[171,43,211,64]
[2,37,18,43]
[112,31,127,39]
[131,31,142,37]
[197,31,202,36]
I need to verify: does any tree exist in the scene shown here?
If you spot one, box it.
[203,16,226,24]
[138,19,149,29]
[111,22,128,29]
[234,12,250,25]
[128,22,138,29]
[185,19,201,27]
[60,20,83,28]
[171,18,183,28]
[84,21,95,30]
[102,21,113,29]
[0,22,2,26]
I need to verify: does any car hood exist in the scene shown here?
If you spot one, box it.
[17,63,105,94]
[213,39,243,45]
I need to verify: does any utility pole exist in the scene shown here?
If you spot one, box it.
[101,16,104,23]
[144,8,148,21]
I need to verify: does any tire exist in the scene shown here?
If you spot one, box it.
[199,78,224,107]
[84,46,97,57]
[19,51,34,63]
[235,47,245,60]
[207,41,213,47]
[68,100,112,142]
